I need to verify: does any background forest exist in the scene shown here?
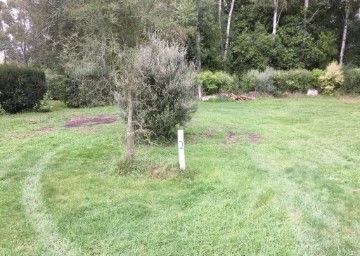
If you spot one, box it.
[1,0,360,107]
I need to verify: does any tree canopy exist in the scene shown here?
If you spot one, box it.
[0,0,359,72]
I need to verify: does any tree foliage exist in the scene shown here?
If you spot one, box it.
[0,0,359,93]
[114,36,197,141]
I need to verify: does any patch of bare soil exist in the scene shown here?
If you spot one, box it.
[201,128,218,138]
[149,165,179,180]
[65,115,117,128]
[225,131,242,144]
[187,128,219,144]
[246,133,262,144]
[223,131,262,145]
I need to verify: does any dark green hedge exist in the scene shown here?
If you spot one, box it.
[343,68,360,94]
[0,65,46,113]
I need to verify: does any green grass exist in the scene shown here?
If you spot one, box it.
[0,98,359,255]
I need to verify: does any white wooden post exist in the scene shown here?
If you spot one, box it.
[178,130,186,171]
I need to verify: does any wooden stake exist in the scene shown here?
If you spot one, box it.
[178,130,186,171]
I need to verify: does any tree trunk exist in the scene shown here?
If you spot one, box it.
[218,0,222,31]
[196,31,201,69]
[224,0,235,61]
[196,0,202,99]
[304,0,309,28]
[126,89,135,162]
[339,4,350,66]
[272,0,279,35]
[304,0,309,9]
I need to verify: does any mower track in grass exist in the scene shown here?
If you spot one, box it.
[22,149,80,256]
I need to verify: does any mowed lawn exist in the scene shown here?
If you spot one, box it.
[0,97,359,256]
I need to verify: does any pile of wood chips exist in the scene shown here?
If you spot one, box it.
[230,93,255,101]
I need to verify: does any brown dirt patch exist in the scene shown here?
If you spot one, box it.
[223,132,262,145]
[246,133,262,144]
[201,128,218,138]
[225,131,242,144]
[187,128,219,144]
[149,165,178,180]
[65,115,117,128]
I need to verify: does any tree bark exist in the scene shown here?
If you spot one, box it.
[339,3,350,66]
[218,0,222,31]
[304,0,309,27]
[196,30,201,69]
[272,0,279,35]
[224,0,235,61]
[126,89,135,162]
[304,0,309,9]
[196,0,202,99]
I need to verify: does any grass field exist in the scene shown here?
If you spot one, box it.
[0,97,359,255]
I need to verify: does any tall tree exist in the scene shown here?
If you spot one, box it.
[224,0,236,61]
[340,1,351,65]
[272,0,289,35]
[218,0,222,31]
[304,0,309,27]
[339,0,360,65]
[0,0,6,63]
[196,0,203,98]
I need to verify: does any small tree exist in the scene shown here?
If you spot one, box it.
[114,36,197,162]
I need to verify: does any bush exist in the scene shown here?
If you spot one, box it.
[240,69,258,92]
[63,76,114,108]
[319,61,344,95]
[45,69,67,101]
[273,69,315,93]
[0,103,6,115]
[196,71,236,95]
[240,67,278,95]
[115,36,197,140]
[0,65,46,113]
[343,68,360,94]
[310,69,325,89]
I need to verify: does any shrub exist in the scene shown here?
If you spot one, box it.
[63,76,114,108]
[0,103,6,115]
[273,69,314,93]
[319,61,344,94]
[45,69,67,101]
[0,65,46,113]
[196,71,236,95]
[310,69,325,89]
[343,68,360,94]
[240,69,258,92]
[256,68,277,95]
[240,67,278,95]
[115,36,197,140]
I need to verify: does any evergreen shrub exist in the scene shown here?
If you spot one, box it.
[0,65,46,113]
